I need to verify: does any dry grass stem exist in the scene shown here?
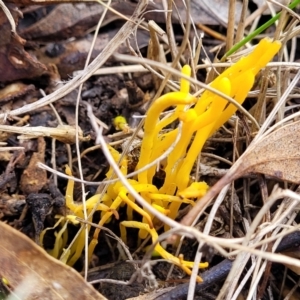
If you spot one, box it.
[0,0,16,33]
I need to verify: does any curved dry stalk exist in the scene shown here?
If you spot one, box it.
[0,0,16,33]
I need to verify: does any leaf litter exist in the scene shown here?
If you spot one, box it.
[0,221,106,300]
[0,0,300,300]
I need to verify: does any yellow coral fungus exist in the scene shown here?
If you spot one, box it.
[42,38,281,281]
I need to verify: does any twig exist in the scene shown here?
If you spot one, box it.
[0,0,16,33]
[226,0,236,52]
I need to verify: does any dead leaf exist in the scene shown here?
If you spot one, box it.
[235,120,300,183]
[0,32,47,82]
[19,3,105,41]
[0,221,107,300]
[179,120,300,228]
[17,0,243,41]
[36,29,150,79]
[0,3,47,82]
[18,2,153,42]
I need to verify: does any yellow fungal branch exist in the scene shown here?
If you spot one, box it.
[42,38,281,281]
[120,221,208,282]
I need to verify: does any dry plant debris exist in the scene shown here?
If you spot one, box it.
[0,0,300,299]
[0,221,107,300]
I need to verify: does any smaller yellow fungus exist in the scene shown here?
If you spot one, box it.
[113,115,130,133]
[178,182,209,199]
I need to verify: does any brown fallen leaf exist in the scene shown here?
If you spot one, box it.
[0,2,47,82]
[0,221,107,300]
[19,3,105,41]
[36,28,150,78]
[179,120,300,228]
